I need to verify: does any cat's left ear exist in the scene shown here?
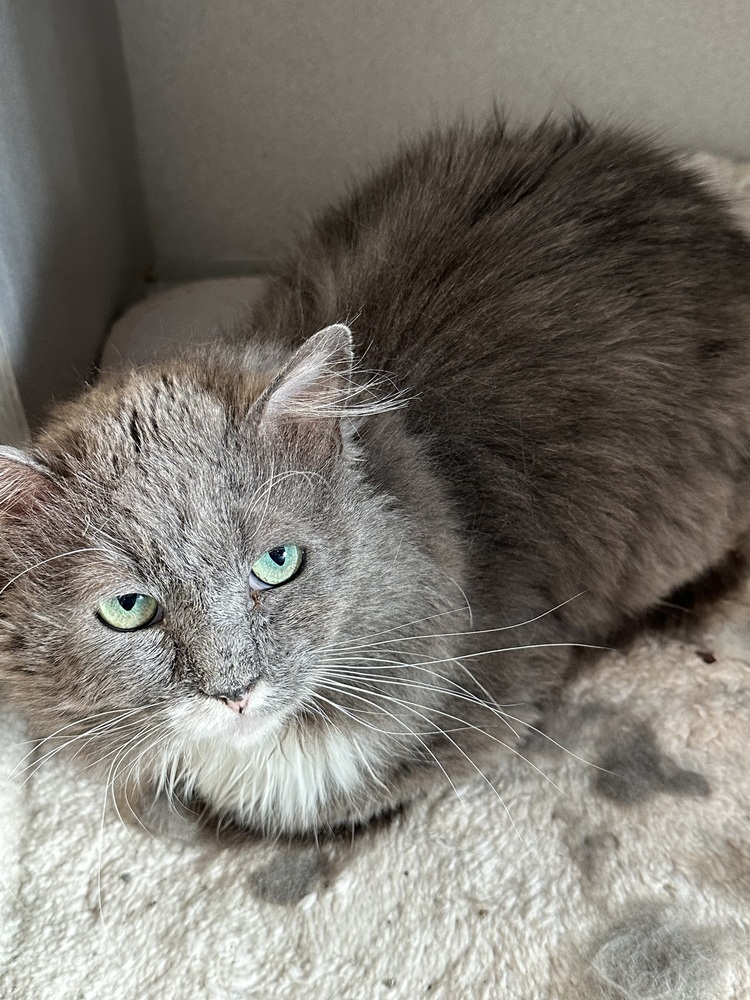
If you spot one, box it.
[256,324,355,434]
[0,446,56,519]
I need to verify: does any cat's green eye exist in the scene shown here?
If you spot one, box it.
[249,545,304,590]
[96,593,162,631]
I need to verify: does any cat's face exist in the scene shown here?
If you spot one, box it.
[0,327,465,830]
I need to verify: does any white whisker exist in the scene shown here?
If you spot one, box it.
[319,664,523,740]
[320,676,563,799]
[312,690,465,804]
[318,606,469,651]
[317,682,522,836]
[325,592,589,653]
[324,640,608,672]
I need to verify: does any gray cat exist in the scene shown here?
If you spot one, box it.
[2,117,750,837]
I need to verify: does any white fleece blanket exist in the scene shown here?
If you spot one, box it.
[2,154,750,1000]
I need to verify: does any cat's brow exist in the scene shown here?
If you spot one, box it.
[0,547,110,598]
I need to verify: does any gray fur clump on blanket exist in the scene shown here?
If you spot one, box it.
[1,154,750,1000]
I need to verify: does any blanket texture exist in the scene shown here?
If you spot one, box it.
[2,154,750,1000]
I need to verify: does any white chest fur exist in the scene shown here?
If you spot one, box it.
[178,723,373,833]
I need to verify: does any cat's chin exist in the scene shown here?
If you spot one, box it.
[203,706,284,748]
[218,710,283,746]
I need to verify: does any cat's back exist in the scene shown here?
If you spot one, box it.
[248,119,750,629]
[251,116,750,402]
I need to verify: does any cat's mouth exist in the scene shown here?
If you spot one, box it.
[202,676,272,716]
[170,678,283,747]
[218,688,254,715]
[205,678,284,743]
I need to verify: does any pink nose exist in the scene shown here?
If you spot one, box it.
[222,689,253,714]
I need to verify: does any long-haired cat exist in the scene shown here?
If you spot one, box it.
[2,116,750,837]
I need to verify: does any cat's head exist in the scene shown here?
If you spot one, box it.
[0,325,465,828]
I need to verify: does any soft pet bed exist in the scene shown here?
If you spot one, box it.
[2,154,750,1000]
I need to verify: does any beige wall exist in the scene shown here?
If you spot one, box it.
[4,1,748,429]
[116,0,750,279]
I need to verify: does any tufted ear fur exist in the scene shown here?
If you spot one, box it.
[255,324,406,442]
[0,446,55,521]
[257,324,356,430]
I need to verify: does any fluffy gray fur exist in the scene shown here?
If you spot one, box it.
[587,909,728,1000]
[2,117,750,836]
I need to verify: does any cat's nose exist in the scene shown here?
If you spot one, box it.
[215,682,256,714]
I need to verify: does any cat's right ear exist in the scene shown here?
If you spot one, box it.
[0,446,55,519]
